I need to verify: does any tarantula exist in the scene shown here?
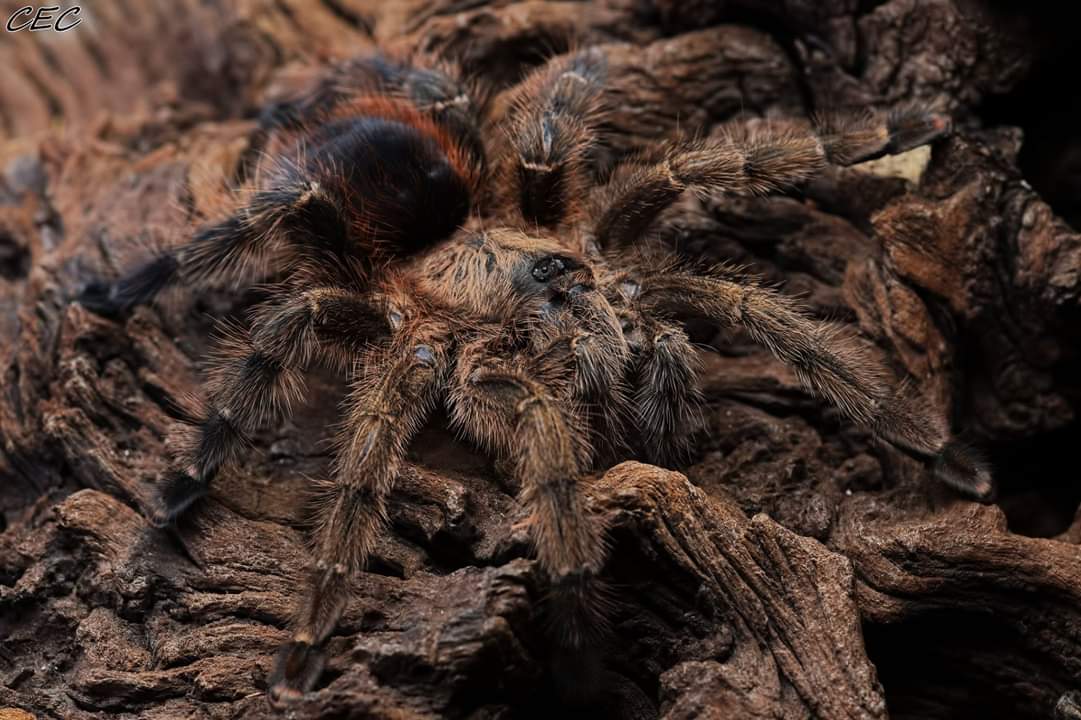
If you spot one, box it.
[79,49,993,705]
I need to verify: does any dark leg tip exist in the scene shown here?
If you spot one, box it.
[934,439,996,503]
[148,508,173,529]
[75,254,179,318]
[267,641,325,708]
[887,108,954,154]
[267,683,305,709]
[151,469,209,526]
[550,644,605,706]
[76,280,128,319]
[544,570,613,706]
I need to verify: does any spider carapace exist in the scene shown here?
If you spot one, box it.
[79,49,992,705]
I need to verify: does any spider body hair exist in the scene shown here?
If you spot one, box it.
[76,50,987,707]
[80,87,481,318]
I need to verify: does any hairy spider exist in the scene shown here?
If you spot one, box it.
[79,49,993,705]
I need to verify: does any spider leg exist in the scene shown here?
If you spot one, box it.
[634,264,994,500]
[268,329,444,706]
[533,286,634,457]
[252,55,487,174]
[568,326,635,459]
[630,317,702,467]
[449,339,608,697]
[400,57,488,172]
[498,48,607,228]
[154,287,389,526]
[78,176,345,317]
[253,56,405,137]
[593,107,951,249]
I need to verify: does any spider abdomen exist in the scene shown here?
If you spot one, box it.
[297,114,473,257]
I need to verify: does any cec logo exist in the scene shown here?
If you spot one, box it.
[6,5,82,32]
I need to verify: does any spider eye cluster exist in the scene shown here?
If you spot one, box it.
[531,256,567,282]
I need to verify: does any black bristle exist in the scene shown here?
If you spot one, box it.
[78,253,179,318]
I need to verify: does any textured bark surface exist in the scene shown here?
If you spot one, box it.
[2,1,1080,719]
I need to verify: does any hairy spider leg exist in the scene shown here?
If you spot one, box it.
[449,337,611,698]
[80,79,483,318]
[634,263,994,500]
[498,48,607,228]
[592,107,952,249]
[155,287,389,526]
[268,326,447,706]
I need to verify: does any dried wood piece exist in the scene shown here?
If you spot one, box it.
[835,499,1081,717]
[595,462,887,720]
